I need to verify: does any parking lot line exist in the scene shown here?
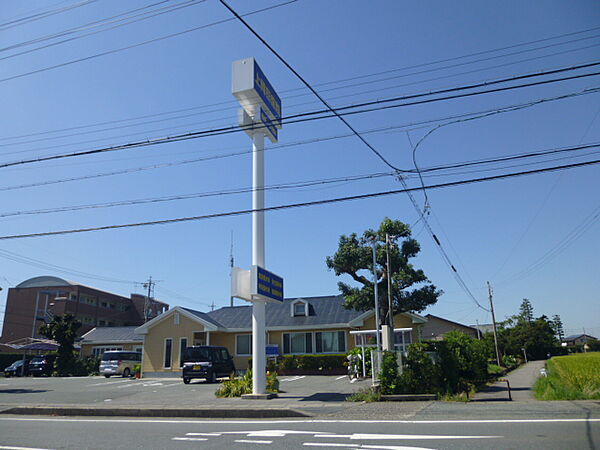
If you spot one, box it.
[88,379,133,387]
[281,376,306,382]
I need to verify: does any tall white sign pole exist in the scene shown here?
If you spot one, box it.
[252,129,267,395]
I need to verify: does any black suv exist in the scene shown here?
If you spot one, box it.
[181,346,235,384]
[28,355,56,377]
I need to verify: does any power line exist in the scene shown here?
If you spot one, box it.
[5,89,597,192]
[219,0,398,171]
[2,63,599,170]
[0,0,97,31]
[1,155,598,241]
[0,0,206,62]
[2,141,597,219]
[0,248,139,285]
[0,0,298,84]
[3,26,597,145]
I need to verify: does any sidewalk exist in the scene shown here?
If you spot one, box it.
[472,359,546,402]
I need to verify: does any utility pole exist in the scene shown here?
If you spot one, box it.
[475,319,482,340]
[210,301,216,311]
[487,281,501,366]
[230,231,235,307]
[371,240,381,352]
[143,276,155,323]
[385,233,395,331]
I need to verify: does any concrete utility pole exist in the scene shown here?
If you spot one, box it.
[230,231,235,307]
[371,240,381,352]
[487,281,501,366]
[385,233,395,331]
[143,276,155,323]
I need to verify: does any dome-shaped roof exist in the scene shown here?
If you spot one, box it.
[16,276,76,288]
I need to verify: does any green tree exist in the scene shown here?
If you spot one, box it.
[39,314,81,376]
[503,315,556,360]
[518,298,534,323]
[551,314,565,341]
[325,218,441,317]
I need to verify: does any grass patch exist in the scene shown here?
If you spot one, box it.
[346,387,381,402]
[535,352,600,400]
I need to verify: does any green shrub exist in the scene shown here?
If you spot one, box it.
[396,343,441,394]
[487,364,504,377]
[215,370,279,398]
[502,354,519,370]
[347,387,381,402]
[379,351,399,395]
[276,354,346,372]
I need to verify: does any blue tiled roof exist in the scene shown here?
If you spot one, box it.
[205,295,364,329]
[81,326,143,342]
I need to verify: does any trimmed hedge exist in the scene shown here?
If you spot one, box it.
[249,354,347,375]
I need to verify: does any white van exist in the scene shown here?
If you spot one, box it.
[99,351,141,378]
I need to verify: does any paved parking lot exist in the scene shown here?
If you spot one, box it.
[0,374,371,415]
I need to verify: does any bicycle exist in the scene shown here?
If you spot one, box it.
[347,354,362,380]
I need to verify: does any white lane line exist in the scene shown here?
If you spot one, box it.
[315,433,502,440]
[304,444,359,448]
[185,433,222,436]
[304,445,434,450]
[335,376,347,380]
[87,379,132,386]
[1,417,598,425]
[172,437,208,441]
[0,446,55,450]
[361,446,436,450]
[234,440,272,444]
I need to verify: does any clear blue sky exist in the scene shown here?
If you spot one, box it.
[1,0,599,338]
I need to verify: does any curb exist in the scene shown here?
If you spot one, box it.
[0,406,309,418]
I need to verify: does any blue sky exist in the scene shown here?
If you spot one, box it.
[1,0,599,338]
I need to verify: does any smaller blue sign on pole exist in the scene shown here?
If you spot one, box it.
[252,265,284,302]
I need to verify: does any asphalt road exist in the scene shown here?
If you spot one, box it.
[1,415,599,449]
[0,374,373,416]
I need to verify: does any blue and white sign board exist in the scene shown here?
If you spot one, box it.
[238,106,278,143]
[252,265,284,302]
[231,265,284,303]
[232,58,282,129]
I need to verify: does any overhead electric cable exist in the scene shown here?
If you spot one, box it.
[4,141,598,218]
[0,0,298,84]
[0,0,97,31]
[1,145,598,241]
[0,0,205,62]
[2,64,599,170]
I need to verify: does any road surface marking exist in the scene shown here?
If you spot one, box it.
[304,445,434,450]
[0,446,55,450]
[186,433,222,436]
[235,440,272,444]
[315,433,501,440]
[172,437,207,441]
[87,379,132,386]
[1,417,598,425]
[280,376,306,382]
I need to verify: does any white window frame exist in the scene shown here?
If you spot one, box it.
[163,338,173,369]
[290,300,308,317]
[283,332,313,355]
[92,346,122,357]
[315,330,347,354]
[235,334,252,356]
[179,337,188,368]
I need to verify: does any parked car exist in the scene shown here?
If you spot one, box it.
[4,359,31,377]
[181,346,235,384]
[28,355,56,377]
[100,351,141,378]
